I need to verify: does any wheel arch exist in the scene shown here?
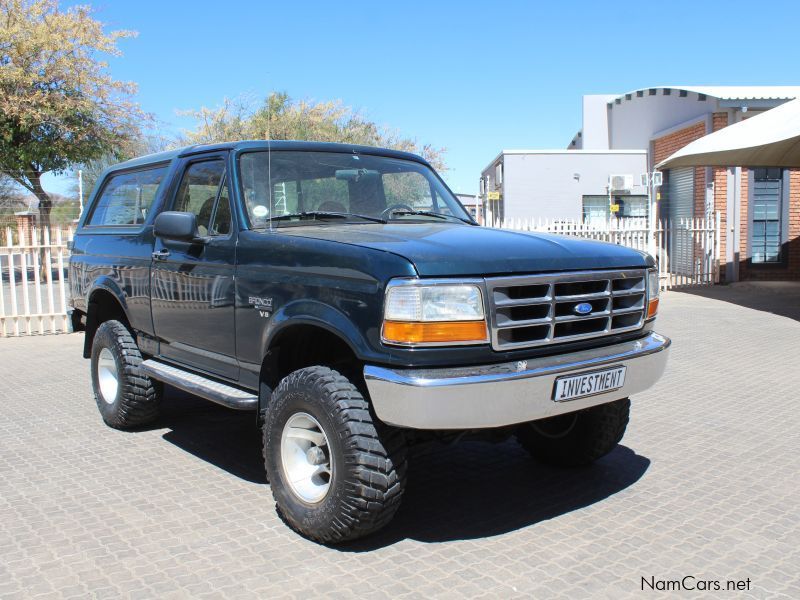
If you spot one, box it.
[258,318,365,417]
[83,281,133,358]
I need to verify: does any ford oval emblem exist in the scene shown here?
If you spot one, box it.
[573,302,593,315]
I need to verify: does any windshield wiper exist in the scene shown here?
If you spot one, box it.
[388,209,473,224]
[269,211,387,224]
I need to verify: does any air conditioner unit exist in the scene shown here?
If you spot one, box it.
[609,174,634,192]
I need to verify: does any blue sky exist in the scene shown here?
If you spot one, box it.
[47,0,800,196]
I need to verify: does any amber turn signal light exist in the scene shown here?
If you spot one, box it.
[382,320,488,345]
[647,297,659,319]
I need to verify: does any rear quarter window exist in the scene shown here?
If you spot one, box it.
[87,165,168,227]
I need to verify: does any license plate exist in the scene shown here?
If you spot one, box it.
[553,366,626,402]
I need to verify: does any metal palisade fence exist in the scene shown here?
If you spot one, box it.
[492,213,721,291]
[0,227,73,336]
[0,215,720,337]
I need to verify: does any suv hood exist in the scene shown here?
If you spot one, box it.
[282,223,653,277]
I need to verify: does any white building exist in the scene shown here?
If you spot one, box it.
[480,86,800,282]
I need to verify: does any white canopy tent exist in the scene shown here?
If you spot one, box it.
[658,98,800,169]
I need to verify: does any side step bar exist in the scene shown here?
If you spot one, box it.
[140,359,258,411]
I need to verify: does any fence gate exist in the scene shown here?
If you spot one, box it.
[0,227,73,337]
[493,214,721,291]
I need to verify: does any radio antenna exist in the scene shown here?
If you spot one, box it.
[267,91,273,233]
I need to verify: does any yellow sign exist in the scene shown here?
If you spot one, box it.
[610,204,620,213]
[487,191,501,200]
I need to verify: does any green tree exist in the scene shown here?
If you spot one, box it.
[0,0,148,231]
[181,92,447,170]
[0,174,25,227]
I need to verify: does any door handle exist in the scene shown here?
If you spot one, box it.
[152,249,170,261]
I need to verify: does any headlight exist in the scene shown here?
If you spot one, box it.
[382,281,488,346]
[647,269,660,319]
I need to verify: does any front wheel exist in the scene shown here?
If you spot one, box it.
[516,398,630,467]
[263,366,407,544]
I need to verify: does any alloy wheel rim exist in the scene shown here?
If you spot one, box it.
[97,347,119,404]
[280,412,333,504]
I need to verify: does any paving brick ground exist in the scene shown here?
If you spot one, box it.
[1,287,799,599]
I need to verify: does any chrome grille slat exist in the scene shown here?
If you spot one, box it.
[494,298,552,307]
[552,291,611,301]
[611,306,645,316]
[554,312,611,323]
[486,269,647,351]
[607,288,645,297]
[496,318,554,329]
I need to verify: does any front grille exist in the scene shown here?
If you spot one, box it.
[486,269,647,351]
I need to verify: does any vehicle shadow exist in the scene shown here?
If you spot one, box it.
[341,442,649,550]
[152,387,650,547]
[154,386,267,485]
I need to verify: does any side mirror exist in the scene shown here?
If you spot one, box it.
[154,211,199,242]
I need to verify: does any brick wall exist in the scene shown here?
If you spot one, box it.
[740,168,749,262]
[713,167,728,275]
[653,121,708,165]
[711,113,728,279]
[653,121,708,225]
[790,170,800,279]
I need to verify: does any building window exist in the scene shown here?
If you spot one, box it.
[582,195,648,226]
[751,168,785,263]
[582,196,609,226]
[618,196,648,218]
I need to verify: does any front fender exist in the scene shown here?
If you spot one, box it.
[263,299,374,361]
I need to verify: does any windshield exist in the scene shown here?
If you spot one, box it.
[238,151,472,227]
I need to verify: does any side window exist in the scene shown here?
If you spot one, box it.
[88,166,167,226]
[173,160,226,236]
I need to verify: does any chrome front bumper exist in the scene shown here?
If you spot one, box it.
[364,332,670,430]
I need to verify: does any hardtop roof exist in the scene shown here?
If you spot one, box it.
[109,140,430,172]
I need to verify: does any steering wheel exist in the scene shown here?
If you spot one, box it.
[381,203,414,219]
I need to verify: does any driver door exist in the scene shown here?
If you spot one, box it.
[151,154,238,380]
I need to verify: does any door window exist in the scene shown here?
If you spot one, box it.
[173,160,229,236]
[210,181,232,236]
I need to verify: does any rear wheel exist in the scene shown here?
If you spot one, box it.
[516,398,630,466]
[90,320,161,429]
[263,366,407,544]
